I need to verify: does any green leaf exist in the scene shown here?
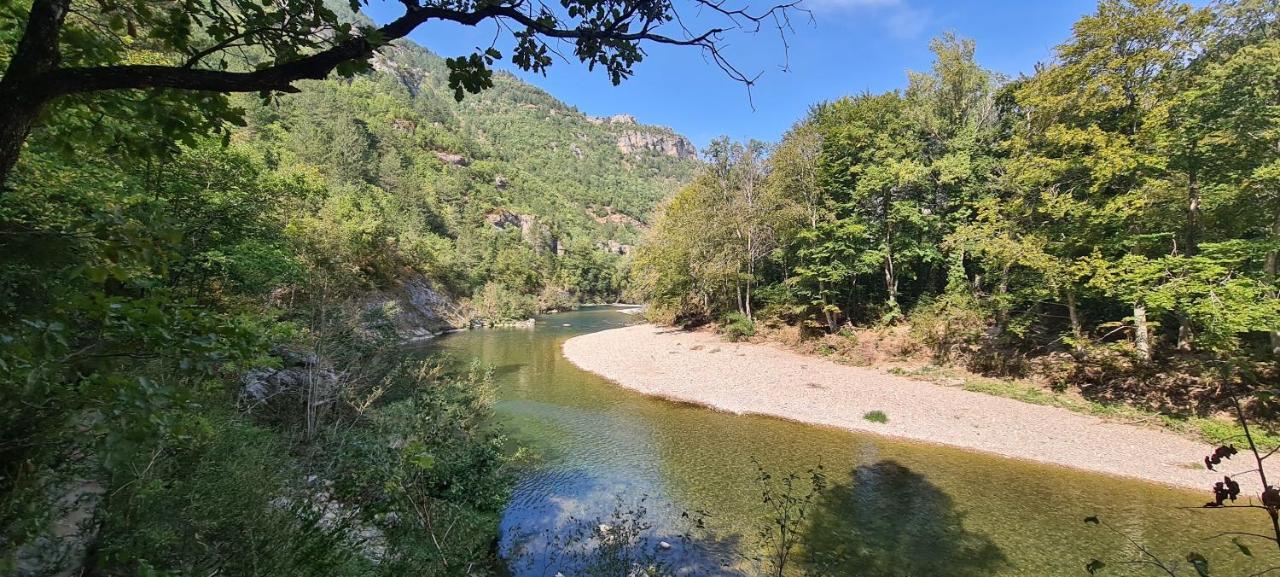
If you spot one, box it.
[409,452,435,470]
[1231,537,1252,557]
[85,266,109,284]
[1085,559,1105,574]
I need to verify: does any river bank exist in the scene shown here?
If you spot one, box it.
[562,324,1225,491]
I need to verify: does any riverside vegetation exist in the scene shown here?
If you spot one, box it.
[0,0,720,571]
[627,1,1280,572]
[633,0,1280,430]
[3,0,1280,574]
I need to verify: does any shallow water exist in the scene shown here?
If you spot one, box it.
[427,307,1271,576]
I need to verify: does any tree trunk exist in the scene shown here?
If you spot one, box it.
[884,254,898,312]
[820,280,837,332]
[0,99,43,189]
[1178,164,1201,352]
[1134,302,1152,361]
[1177,316,1194,352]
[745,231,754,321]
[1185,166,1201,258]
[994,264,1011,331]
[1268,210,1280,357]
[0,0,72,190]
[882,187,898,314]
[1066,289,1084,351]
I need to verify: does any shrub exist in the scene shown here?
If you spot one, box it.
[315,359,512,575]
[469,282,536,325]
[536,285,578,313]
[908,293,989,363]
[863,410,889,424]
[99,414,366,577]
[720,312,756,342]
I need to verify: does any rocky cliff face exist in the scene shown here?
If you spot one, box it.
[485,209,560,254]
[616,130,697,159]
[585,113,637,125]
[370,45,427,97]
[359,275,467,342]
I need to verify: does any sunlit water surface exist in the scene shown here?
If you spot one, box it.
[424,307,1268,576]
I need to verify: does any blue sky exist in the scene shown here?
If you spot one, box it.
[364,0,1100,149]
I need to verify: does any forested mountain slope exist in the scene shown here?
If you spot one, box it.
[260,37,696,246]
[229,35,698,320]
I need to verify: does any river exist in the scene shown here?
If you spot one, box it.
[426,307,1265,576]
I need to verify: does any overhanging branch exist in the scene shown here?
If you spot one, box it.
[28,0,803,98]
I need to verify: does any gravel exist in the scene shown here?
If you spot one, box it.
[563,324,1225,491]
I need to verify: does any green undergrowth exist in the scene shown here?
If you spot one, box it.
[888,365,1280,451]
[863,410,889,424]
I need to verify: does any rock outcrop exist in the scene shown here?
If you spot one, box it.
[616,131,696,159]
[485,209,560,254]
[273,478,388,564]
[6,474,103,577]
[433,151,470,166]
[596,239,634,255]
[587,207,647,230]
[370,45,426,97]
[586,113,637,125]
[359,275,467,342]
[241,351,340,405]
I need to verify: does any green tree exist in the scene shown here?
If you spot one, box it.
[0,0,800,187]
[817,92,928,319]
[1006,0,1207,360]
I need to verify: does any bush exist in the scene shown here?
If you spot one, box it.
[99,414,366,577]
[536,285,578,313]
[720,312,756,342]
[908,294,989,363]
[313,359,512,575]
[469,282,537,325]
[863,410,889,424]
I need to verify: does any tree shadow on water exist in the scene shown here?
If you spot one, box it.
[802,460,1007,577]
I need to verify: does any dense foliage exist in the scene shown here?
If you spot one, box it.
[634,0,1280,406]
[0,8,694,573]
[242,37,697,313]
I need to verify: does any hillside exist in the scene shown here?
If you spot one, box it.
[222,36,698,326]
[247,38,696,250]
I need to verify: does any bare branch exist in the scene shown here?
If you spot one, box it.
[1204,531,1280,544]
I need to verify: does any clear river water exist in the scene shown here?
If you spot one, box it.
[425,307,1269,576]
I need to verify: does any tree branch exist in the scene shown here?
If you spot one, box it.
[30,0,798,98]
[0,0,72,88]
[30,1,796,99]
